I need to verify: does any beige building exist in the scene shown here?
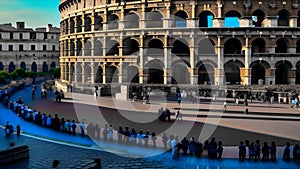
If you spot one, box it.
[59,0,300,86]
[0,22,60,73]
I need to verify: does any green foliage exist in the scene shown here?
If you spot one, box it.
[10,71,19,80]
[0,75,6,84]
[14,68,26,78]
[0,71,11,79]
[53,68,60,78]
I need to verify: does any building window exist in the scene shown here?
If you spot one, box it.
[10,33,13,39]
[0,45,2,51]
[51,36,54,39]
[43,45,47,51]
[52,45,55,51]
[19,44,23,51]
[31,45,35,51]
[19,33,23,40]
[0,34,2,39]
[8,45,13,51]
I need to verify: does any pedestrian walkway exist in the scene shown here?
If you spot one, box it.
[0,84,300,168]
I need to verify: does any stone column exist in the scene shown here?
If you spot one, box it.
[118,60,123,83]
[163,2,172,28]
[119,8,125,30]
[91,36,95,56]
[102,63,106,84]
[102,9,108,31]
[74,39,78,56]
[91,12,95,31]
[74,16,78,33]
[68,63,72,82]
[139,4,146,29]
[289,16,298,28]
[262,16,277,27]
[81,63,85,83]
[187,1,198,28]
[74,62,77,83]
[163,37,172,84]
[67,16,71,34]
[119,34,123,57]
[139,35,144,83]
[289,68,296,84]
[214,36,224,85]
[265,68,276,85]
[240,37,252,85]
[213,2,224,28]
[81,38,85,56]
[82,13,85,33]
[103,36,107,56]
[60,63,65,80]
[90,62,95,84]
[189,33,197,85]
[287,45,297,54]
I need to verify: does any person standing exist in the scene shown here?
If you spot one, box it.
[283,142,291,161]
[217,141,223,159]
[161,133,169,150]
[262,142,270,161]
[239,141,246,161]
[270,141,277,161]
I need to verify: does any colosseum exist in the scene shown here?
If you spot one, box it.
[59,0,300,86]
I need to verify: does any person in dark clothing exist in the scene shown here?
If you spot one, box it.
[209,137,218,158]
[181,137,189,155]
[117,126,124,144]
[195,141,203,158]
[254,140,261,160]
[283,142,291,161]
[262,142,270,161]
[293,144,299,161]
[123,127,130,144]
[53,114,60,131]
[239,141,246,161]
[217,141,223,159]
[270,141,277,161]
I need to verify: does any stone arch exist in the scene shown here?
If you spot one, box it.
[146,39,164,56]
[106,65,119,83]
[250,60,271,85]
[224,38,242,54]
[70,40,75,56]
[76,16,82,33]
[76,63,83,82]
[42,62,48,73]
[94,15,103,31]
[224,60,244,85]
[224,10,242,27]
[84,15,92,32]
[84,63,92,83]
[171,62,190,84]
[50,62,56,68]
[20,62,26,71]
[84,40,92,56]
[124,12,139,29]
[146,11,163,28]
[94,40,103,56]
[145,59,164,84]
[252,9,266,27]
[174,10,188,27]
[123,38,139,55]
[275,38,289,53]
[126,65,139,83]
[251,38,266,53]
[277,9,290,26]
[199,11,215,27]
[275,60,293,84]
[106,39,119,56]
[70,17,75,33]
[95,65,103,83]
[171,39,190,57]
[107,13,119,30]
[197,61,216,85]
[0,62,3,70]
[198,38,215,55]
[76,40,82,56]
[8,62,15,73]
[31,62,37,72]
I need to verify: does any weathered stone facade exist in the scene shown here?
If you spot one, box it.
[0,22,60,73]
[59,0,300,85]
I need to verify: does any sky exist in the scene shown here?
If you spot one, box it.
[0,0,60,28]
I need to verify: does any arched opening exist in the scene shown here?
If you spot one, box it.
[172,63,189,84]
[107,14,119,30]
[31,62,37,72]
[50,62,56,68]
[198,38,215,55]
[20,62,26,71]
[106,40,119,56]
[224,61,242,85]
[251,38,265,53]
[172,39,190,57]
[145,60,164,84]
[84,40,92,56]
[224,10,241,27]
[275,38,288,53]
[296,62,300,84]
[146,11,163,28]
[76,40,82,56]
[94,40,103,56]
[146,39,164,56]
[198,63,215,85]
[124,13,139,29]
[84,16,92,32]
[76,63,82,82]
[199,11,214,27]
[84,63,91,83]
[123,38,139,55]
[95,66,103,83]
[9,62,15,73]
[42,62,48,73]
[94,15,103,31]
[0,62,3,70]
[251,64,265,84]
[174,10,188,27]
[277,9,290,26]
[76,16,82,33]
[252,9,265,27]
[70,18,75,33]
[106,66,119,83]
[275,61,291,84]
[70,40,75,56]
[127,66,139,83]
[297,40,300,53]
[224,38,242,54]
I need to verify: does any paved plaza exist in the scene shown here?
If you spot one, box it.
[0,84,300,168]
